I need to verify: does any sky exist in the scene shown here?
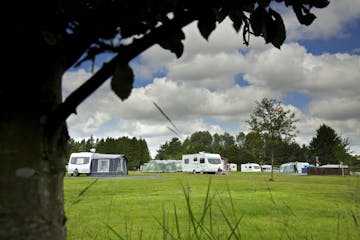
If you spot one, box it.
[63,1,360,159]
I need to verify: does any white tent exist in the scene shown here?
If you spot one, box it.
[142,160,182,173]
[280,162,309,173]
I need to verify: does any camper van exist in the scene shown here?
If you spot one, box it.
[67,152,128,176]
[241,163,261,172]
[182,152,224,174]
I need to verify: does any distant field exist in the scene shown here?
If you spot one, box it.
[64,172,360,240]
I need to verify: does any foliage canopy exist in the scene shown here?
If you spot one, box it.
[309,124,354,165]
[247,98,298,141]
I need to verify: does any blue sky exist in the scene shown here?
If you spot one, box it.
[63,1,360,158]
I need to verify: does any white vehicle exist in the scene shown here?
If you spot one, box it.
[241,163,261,172]
[182,152,224,174]
[67,152,128,176]
[261,164,272,172]
[228,163,238,172]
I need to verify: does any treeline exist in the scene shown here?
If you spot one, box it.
[68,136,151,169]
[155,124,358,167]
[155,131,307,165]
[67,125,358,169]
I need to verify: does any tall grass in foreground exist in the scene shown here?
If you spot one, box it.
[102,177,245,240]
[351,176,360,237]
[155,177,244,240]
[64,173,360,240]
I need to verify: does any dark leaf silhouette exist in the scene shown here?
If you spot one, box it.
[111,63,134,101]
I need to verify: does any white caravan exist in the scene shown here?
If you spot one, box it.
[67,152,128,176]
[241,163,261,172]
[228,163,238,172]
[182,152,224,174]
[261,164,272,172]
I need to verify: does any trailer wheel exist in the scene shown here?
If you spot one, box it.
[73,169,79,177]
[192,169,196,174]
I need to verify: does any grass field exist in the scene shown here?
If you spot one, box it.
[64,172,360,239]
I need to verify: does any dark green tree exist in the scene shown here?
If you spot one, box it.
[76,135,96,152]
[155,137,183,160]
[187,131,213,153]
[309,124,352,165]
[238,148,257,164]
[236,132,246,147]
[223,144,240,164]
[220,132,235,146]
[66,138,82,163]
[182,137,192,154]
[211,132,238,162]
[243,131,265,164]
[139,138,151,164]
[1,1,329,238]
[247,98,298,180]
[269,140,306,165]
[212,133,223,153]
[212,132,234,149]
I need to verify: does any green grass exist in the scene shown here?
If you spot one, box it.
[64,172,360,239]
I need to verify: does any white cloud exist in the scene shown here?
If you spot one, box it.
[284,0,360,40]
[309,97,360,120]
[237,43,360,97]
[83,112,111,133]
[62,69,92,99]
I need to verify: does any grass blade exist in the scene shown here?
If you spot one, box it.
[181,183,201,239]
[153,101,180,136]
[219,207,243,240]
[173,203,182,240]
[78,179,98,198]
[154,216,178,240]
[267,186,276,205]
[104,223,126,240]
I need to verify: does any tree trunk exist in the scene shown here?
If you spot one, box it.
[270,151,274,181]
[0,28,68,239]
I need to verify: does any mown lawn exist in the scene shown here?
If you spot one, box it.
[64,172,360,240]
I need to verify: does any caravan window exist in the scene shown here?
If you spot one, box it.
[200,158,205,163]
[208,158,221,164]
[184,159,189,164]
[194,157,197,162]
[98,159,110,172]
[117,159,123,172]
[70,157,90,165]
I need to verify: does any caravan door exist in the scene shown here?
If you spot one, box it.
[192,156,200,173]
[198,156,206,173]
